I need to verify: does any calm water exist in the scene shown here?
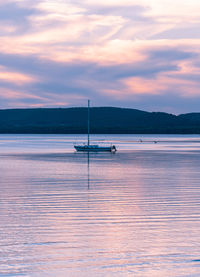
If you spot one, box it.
[1,134,200,276]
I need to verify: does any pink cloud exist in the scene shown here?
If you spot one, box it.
[0,1,200,111]
[0,67,37,85]
[0,88,44,100]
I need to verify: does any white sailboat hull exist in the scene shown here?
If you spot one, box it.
[74,145,116,152]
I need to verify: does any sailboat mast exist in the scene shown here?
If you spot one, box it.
[88,99,90,146]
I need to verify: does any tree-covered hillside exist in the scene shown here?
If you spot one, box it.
[0,107,200,134]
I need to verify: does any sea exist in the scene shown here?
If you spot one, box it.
[1,134,200,277]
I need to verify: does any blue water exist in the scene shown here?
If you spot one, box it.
[0,134,200,276]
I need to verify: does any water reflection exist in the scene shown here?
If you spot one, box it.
[0,135,200,276]
[87,152,90,190]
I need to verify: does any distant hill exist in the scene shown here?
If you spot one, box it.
[0,107,200,134]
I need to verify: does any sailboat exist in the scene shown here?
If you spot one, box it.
[74,100,117,152]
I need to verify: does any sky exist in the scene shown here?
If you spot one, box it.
[0,0,200,113]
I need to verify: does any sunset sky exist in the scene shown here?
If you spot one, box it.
[1,0,200,113]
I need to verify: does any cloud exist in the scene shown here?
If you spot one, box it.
[151,24,200,40]
[0,66,36,85]
[0,0,200,112]
[0,2,41,36]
